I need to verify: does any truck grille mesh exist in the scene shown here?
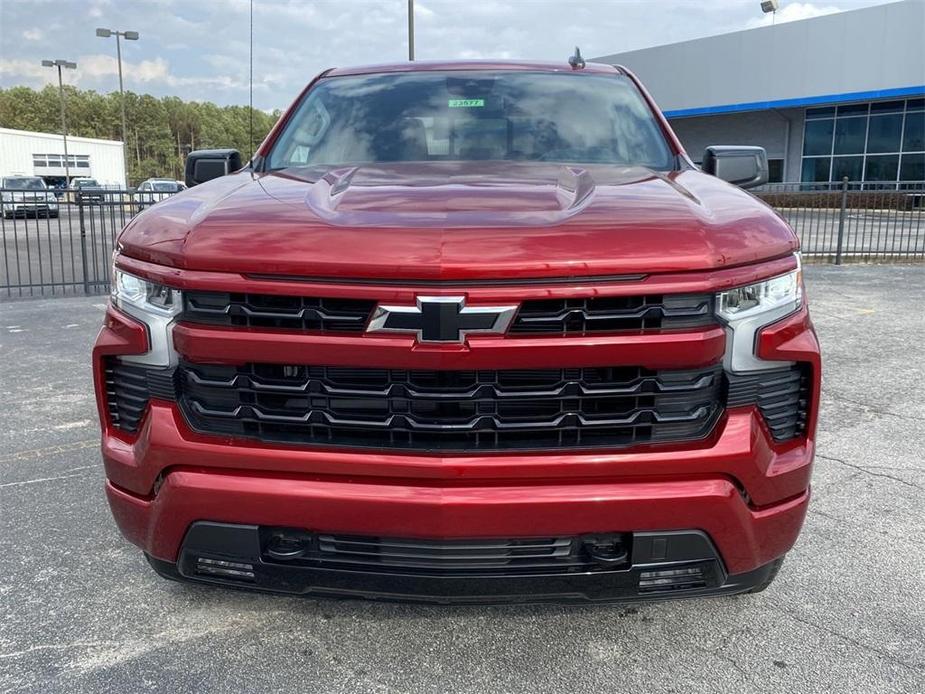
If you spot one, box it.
[180,291,715,335]
[176,361,723,451]
[510,294,715,335]
[182,292,376,332]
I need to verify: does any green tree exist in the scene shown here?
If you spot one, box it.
[0,85,281,186]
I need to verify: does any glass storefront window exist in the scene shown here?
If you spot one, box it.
[903,111,925,151]
[802,157,831,182]
[801,98,925,184]
[900,153,925,181]
[870,100,904,114]
[833,117,866,154]
[867,114,903,153]
[864,154,899,181]
[832,156,864,181]
[803,119,834,156]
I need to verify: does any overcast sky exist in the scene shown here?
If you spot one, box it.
[0,0,898,111]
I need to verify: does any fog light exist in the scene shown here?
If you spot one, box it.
[196,557,255,581]
[638,566,705,592]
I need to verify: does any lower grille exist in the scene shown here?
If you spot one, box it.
[727,365,811,441]
[261,531,628,575]
[177,362,724,451]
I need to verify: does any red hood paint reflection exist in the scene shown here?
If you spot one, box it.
[117,161,797,281]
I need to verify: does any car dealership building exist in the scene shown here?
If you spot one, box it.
[594,0,925,185]
[0,127,127,188]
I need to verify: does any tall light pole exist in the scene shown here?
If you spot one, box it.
[96,27,139,186]
[407,0,415,61]
[41,59,77,184]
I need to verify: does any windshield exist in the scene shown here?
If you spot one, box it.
[76,179,99,187]
[152,181,178,192]
[3,177,46,190]
[267,71,674,170]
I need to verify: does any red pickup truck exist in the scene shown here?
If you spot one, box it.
[93,59,820,603]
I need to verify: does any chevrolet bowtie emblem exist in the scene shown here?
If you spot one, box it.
[367,296,518,343]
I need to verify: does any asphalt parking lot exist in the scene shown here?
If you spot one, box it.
[1,264,923,693]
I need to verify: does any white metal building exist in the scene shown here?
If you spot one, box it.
[0,127,126,188]
[594,0,925,184]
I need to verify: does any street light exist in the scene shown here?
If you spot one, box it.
[41,59,77,184]
[760,0,780,24]
[407,0,414,61]
[96,27,139,186]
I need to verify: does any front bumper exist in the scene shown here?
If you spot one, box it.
[141,521,783,603]
[103,400,811,578]
[94,266,820,601]
[4,202,58,214]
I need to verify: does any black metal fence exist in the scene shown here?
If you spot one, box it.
[2,180,924,299]
[754,179,925,264]
[0,189,174,298]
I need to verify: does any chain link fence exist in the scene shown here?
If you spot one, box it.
[2,180,924,299]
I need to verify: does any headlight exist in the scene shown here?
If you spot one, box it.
[717,262,802,322]
[717,254,803,373]
[112,268,182,317]
[111,268,182,366]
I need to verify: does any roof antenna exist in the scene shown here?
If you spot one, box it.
[568,46,585,70]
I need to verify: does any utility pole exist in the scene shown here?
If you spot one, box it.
[41,59,77,184]
[96,28,139,187]
[408,0,415,61]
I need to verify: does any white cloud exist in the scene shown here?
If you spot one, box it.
[0,0,898,110]
[0,59,57,86]
[77,54,172,83]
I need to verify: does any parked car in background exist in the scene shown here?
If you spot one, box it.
[1,176,59,218]
[67,177,105,204]
[135,178,186,208]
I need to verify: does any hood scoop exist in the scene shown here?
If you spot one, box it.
[302,163,600,228]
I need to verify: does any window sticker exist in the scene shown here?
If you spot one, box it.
[448,99,485,108]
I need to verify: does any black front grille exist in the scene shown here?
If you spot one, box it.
[727,365,811,441]
[104,359,176,432]
[182,291,376,332]
[510,294,715,335]
[260,531,628,575]
[177,361,723,451]
[182,291,714,337]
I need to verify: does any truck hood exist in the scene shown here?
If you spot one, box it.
[118,161,797,281]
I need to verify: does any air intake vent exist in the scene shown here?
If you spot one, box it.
[259,530,631,575]
[727,365,811,441]
[104,359,176,432]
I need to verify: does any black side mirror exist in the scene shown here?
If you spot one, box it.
[701,146,768,189]
[184,149,243,187]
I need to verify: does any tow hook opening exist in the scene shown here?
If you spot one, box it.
[581,534,630,566]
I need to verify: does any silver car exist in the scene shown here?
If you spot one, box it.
[1,177,59,218]
[135,178,186,209]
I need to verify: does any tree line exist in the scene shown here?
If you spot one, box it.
[0,85,281,185]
